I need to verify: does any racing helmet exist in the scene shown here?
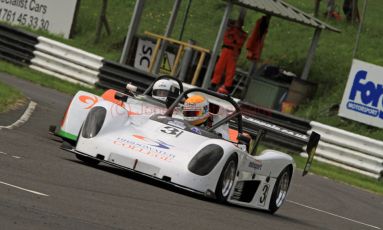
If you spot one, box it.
[152,79,180,102]
[183,95,209,126]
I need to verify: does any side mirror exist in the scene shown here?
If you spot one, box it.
[126,83,137,93]
[250,129,266,156]
[237,133,251,145]
[114,92,128,102]
[237,133,251,152]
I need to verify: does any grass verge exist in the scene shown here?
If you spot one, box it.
[293,154,383,195]
[0,61,103,96]
[0,80,24,113]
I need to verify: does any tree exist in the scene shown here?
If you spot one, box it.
[95,0,111,43]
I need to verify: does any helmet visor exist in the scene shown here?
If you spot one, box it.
[152,89,169,97]
[183,110,202,117]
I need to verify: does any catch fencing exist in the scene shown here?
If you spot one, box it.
[0,23,381,180]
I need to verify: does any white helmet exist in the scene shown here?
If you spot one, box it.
[152,79,180,102]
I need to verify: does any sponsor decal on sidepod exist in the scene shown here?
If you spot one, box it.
[347,70,383,119]
[112,135,175,162]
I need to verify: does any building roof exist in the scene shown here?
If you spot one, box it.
[230,0,341,32]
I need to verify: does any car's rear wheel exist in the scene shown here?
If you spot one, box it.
[269,166,292,214]
[215,154,237,202]
[75,153,100,166]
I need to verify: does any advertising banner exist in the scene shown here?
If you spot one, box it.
[0,0,78,38]
[339,59,383,128]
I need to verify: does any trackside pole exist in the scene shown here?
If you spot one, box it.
[202,1,233,89]
[120,0,145,64]
[152,0,182,75]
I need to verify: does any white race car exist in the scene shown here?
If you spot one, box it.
[50,75,185,145]
[57,86,320,214]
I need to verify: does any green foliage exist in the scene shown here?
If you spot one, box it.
[0,61,102,96]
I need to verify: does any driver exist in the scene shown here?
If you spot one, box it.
[182,95,211,126]
[152,79,180,102]
[182,95,232,140]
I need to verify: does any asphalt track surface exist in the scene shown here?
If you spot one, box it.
[0,73,382,230]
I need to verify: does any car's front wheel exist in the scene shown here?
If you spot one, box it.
[215,154,237,202]
[269,166,292,214]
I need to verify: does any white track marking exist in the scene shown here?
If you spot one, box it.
[0,180,49,197]
[0,151,21,159]
[287,200,381,229]
[0,101,37,130]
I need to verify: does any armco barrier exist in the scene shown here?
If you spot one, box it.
[31,37,103,86]
[0,23,38,66]
[98,60,156,93]
[310,121,383,179]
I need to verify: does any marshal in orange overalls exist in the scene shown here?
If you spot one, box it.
[211,21,247,94]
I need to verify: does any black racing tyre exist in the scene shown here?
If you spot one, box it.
[75,153,100,166]
[215,154,238,202]
[269,166,292,214]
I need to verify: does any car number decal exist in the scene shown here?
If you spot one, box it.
[160,126,183,137]
[167,120,186,129]
[259,184,270,207]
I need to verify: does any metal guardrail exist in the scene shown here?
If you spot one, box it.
[98,60,156,93]
[0,23,38,66]
[310,121,383,179]
[31,37,103,87]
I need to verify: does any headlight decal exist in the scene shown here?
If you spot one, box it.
[188,144,224,176]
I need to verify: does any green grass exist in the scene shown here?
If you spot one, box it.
[293,155,383,195]
[0,80,24,113]
[0,61,102,96]
[0,0,382,193]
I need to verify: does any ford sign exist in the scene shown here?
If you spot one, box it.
[339,59,383,128]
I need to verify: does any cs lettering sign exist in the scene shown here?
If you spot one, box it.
[339,59,383,128]
[0,0,78,38]
[134,38,176,73]
[134,38,155,72]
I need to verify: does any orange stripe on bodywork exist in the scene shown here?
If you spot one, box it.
[60,102,71,127]
[79,95,99,109]
[229,128,238,143]
[102,89,139,115]
[101,89,123,107]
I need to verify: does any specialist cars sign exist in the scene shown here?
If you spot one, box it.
[339,59,383,128]
[0,0,78,38]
